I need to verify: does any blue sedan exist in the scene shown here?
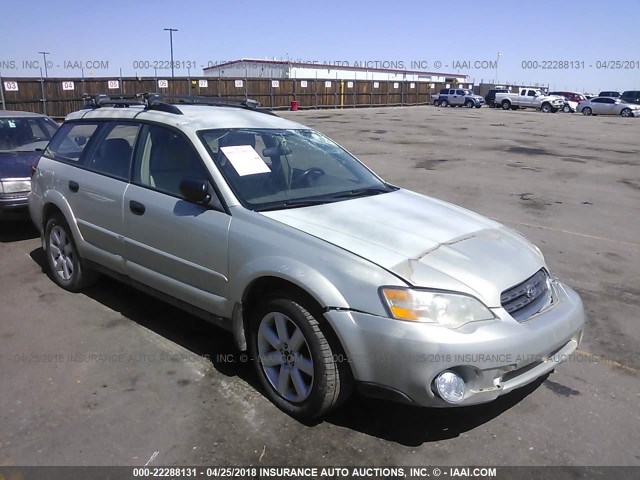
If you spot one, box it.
[1,111,58,220]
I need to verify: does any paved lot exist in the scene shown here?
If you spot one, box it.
[0,106,638,467]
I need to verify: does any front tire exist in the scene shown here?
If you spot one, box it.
[620,108,632,117]
[541,102,552,113]
[248,294,352,419]
[465,100,474,108]
[44,214,97,291]
[582,107,592,116]
[563,104,571,113]
[440,99,449,107]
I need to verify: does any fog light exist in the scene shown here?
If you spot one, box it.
[435,371,465,404]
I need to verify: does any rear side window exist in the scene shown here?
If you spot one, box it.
[45,123,99,163]
[84,123,140,180]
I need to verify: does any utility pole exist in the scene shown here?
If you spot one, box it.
[38,51,51,78]
[164,28,178,77]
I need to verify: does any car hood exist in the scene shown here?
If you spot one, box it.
[0,151,40,178]
[261,189,545,307]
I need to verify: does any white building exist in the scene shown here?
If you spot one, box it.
[203,58,467,84]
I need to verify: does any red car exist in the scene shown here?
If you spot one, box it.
[549,91,587,112]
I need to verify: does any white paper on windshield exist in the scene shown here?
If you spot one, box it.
[220,145,271,176]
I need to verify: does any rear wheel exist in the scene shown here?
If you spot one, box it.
[582,107,592,116]
[440,99,449,107]
[433,99,441,106]
[475,104,482,108]
[501,101,511,110]
[248,294,352,419]
[563,104,572,113]
[620,108,632,117]
[44,214,98,291]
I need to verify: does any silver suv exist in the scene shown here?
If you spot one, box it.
[29,93,585,419]
[435,88,485,108]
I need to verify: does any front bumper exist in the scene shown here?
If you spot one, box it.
[0,193,30,219]
[325,280,585,407]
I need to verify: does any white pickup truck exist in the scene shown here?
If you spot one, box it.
[495,88,565,113]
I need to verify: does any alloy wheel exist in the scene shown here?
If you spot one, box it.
[257,311,314,402]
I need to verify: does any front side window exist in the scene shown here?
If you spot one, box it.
[45,123,99,163]
[0,116,58,153]
[133,124,209,199]
[199,128,395,211]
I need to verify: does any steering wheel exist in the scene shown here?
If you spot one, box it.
[292,167,325,187]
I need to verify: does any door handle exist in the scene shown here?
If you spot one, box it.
[68,181,79,193]
[129,200,146,216]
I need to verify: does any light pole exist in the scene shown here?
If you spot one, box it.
[38,51,50,78]
[495,52,501,85]
[164,28,178,77]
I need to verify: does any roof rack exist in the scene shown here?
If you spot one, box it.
[81,93,274,116]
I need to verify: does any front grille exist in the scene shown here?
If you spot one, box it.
[501,269,552,321]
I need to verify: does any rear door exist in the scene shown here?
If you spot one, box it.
[123,123,231,317]
[44,121,139,274]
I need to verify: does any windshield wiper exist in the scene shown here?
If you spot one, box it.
[256,198,336,212]
[329,185,396,199]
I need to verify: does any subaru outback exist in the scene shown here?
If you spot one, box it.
[29,93,585,419]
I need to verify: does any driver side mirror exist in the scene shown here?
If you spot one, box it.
[179,178,211,204]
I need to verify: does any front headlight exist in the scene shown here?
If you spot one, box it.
[0,179,31,194]
[380,287,495,328]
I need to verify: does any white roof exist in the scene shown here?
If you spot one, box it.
[65,105,307,131]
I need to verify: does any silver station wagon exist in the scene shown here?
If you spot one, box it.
[29,94,585,419]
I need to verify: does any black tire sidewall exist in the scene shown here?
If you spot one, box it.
[248,296,338,419]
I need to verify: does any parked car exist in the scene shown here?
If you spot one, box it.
[620,90,640,105]
[598,91,622,98]
[29,93,585,419]
[434,88,485,108]
[495,88,565,112]
[0,110,58,220]
[548,91,587,113]
[484,88,509,108]
[578,97,640,117]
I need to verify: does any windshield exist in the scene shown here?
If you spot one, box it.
[463,90,473,95]
[199,128,396,211]
[0,116,58,153]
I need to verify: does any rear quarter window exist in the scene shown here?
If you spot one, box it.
[45,123,99,163]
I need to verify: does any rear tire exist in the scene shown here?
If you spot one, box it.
[44,214,98,292]
[440,99,449,107]
[433,99,441,106]
[248,294,352,420]
[562,105,571,113]
[582,107,592,116]
[501,101,511,110]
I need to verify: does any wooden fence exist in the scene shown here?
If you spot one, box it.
[0,76,446,118]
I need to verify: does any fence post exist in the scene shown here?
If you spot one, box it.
[39,69,47,115]
[0,76,6,110]
[314,79,317,109]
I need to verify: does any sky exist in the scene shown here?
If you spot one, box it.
[1,0,639,93]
